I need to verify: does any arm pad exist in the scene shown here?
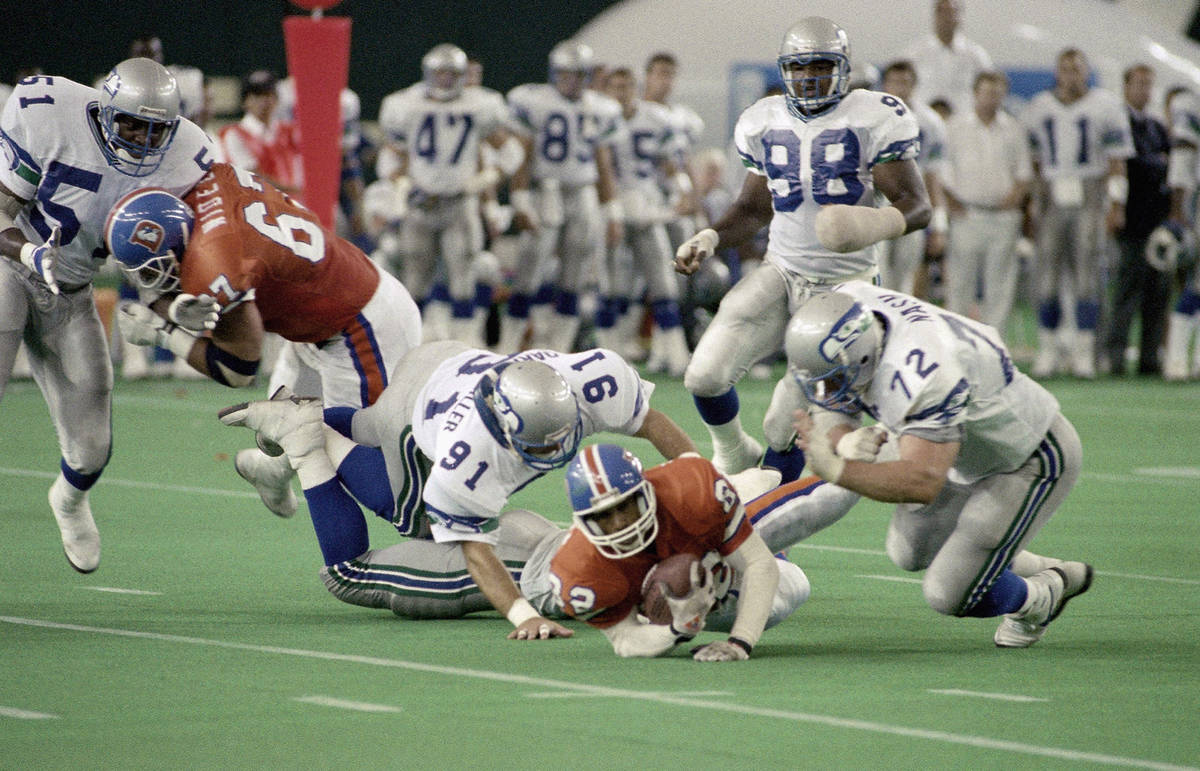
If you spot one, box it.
[815,204,906,253]
[601,612,684,658]
[722,531,780,649]
[204,344,259,388]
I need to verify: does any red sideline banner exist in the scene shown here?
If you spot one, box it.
[282,15,350,228]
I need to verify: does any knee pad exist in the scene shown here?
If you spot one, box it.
[766,560,812,629]
[683,354,735,397]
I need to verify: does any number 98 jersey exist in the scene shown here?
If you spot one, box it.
[412,347,653,544]
[734,89,919,279]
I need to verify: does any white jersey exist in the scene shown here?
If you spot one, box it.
[378,84,508,195]
[411,347,653,543]
[609,100,679,201]
[0,75,214,288]
[912,100,949,178]
[836,281,1059,484]
[666,102,704,154]
[734,90,919,278]
[507,83,620,187]
[1167,91,1200,194]
[1023,88,1133,181]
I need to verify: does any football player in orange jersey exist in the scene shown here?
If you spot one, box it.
[105,163,422,517]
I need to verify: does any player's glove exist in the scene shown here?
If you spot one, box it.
[836,425,889,462]
[692,638,751,662]
[664,560,716,638]
[674,228,718,274]
[1145,221,1187,273]
[117,301,197,358]
[168,293,220,331]
[20,226,61,295]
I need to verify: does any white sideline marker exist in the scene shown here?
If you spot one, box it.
[929,689,1049,703]
[527,690,733,699]
[3,616,1195,771]
[0,706,59,719]
[80,587,162,596]
[294,696,403,714]
[856,574,922,585]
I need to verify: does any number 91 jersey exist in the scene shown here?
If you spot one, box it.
[734,90,919,278]
[413,347,654,544]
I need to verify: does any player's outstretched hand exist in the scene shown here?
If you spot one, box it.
[20,226,61,295]
[168,293,220,331]
[692,639,750,662]
[117,301,170,347]
[508,616,574,641]
[794,409,846,483]
[674,227,718,275]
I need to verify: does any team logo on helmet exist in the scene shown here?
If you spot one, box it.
[129,219,166,254]
[819,305,872,363]
[102,70,121,99]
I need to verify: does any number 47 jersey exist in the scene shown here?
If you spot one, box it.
[734,90,919,279]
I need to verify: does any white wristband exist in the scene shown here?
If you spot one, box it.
[506,597,539,627]
[1106,175,1128,204]
[161,324,199,359]
[510,189,534,216]
[929,207,948,234]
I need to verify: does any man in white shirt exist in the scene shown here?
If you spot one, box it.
[942,71,1032,339]
[902,0,993,117]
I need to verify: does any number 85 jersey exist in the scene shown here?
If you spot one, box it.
[734,89,919,279]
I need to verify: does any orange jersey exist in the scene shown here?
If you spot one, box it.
[180,163,379,343]
[550,456,752,628]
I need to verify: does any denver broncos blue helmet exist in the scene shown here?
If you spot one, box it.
[566,443,658,559]
[104,187,194,294]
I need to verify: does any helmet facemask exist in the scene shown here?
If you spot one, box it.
[778,52,850,121]
[96,59,182,177]
[104,188,194,296]
[566,444,658,559]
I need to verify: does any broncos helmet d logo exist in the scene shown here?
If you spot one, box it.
[129,219,165,254]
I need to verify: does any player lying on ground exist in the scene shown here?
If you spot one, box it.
[218,341,698,642]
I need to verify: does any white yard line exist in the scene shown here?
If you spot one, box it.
[0,466,260,500]
[1,616,1193,771]
[526,690,734,699]
[928,689,1049,703]
[0,706,59,719]
[293,696,403,713]
[856,574,922,584]
[79,587,162,596]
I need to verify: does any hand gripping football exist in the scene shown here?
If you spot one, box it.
[640,553,704,626]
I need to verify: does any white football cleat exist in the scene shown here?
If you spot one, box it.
[711,434,764,475]
[219,395,325,461]
[233,449,297,518]
[994,562,1093,648]
[49,476,100,573]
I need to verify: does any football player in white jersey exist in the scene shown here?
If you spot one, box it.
[1157,88,1200,381]
[642,52,705,251]
[377,43,516,345]
[0,58,215,572]
[1022,48,1132,378]
[878,60,949,297]
[789,284,1092,647]
[500,41,623,354]
[218,340,696,641]
[598,67,691,377]
[674,17,931,478]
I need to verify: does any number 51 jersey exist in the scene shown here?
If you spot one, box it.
[734,90,919,279]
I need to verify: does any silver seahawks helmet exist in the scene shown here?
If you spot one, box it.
[96,57,182,177]
[422,43,468,101]
[473,360,584,471]
[777,17,852,121]
[549,40,594,99]
[784,292,883,414]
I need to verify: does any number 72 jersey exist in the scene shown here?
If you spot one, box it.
[734,89,919,278]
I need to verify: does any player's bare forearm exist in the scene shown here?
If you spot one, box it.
[633,408,697,459]
[711,174,773,249]
[0,181,30,258]
[461,539,522,613]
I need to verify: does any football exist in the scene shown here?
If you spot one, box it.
[639,553,700,625]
